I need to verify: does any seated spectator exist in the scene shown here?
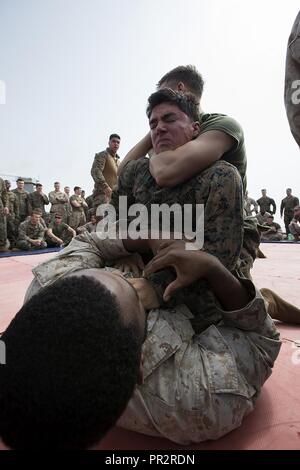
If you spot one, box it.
[261,215,283,241]
[289,205,300,241]
[25,208,47,229]
[77,214,97,234]
[46,213,76,247]
[16,210,47,251]
[256,210,271,225]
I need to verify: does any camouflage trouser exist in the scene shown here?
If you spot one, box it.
[69,211,86,231]
[16,240,47,251]
[261,233,283,242]
[93,190,108,214]
[284,10,300,147]
[239,216,261,280]
[7,216,18,248]
[284,212,294,234]
[0,211,7,248]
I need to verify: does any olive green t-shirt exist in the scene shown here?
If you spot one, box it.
[199,113,247,191]
[50,222,69,238]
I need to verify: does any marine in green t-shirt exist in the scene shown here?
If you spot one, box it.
[47,214,76,247]
[199,113,247,191]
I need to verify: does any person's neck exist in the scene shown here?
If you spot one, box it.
[108,147,116,156]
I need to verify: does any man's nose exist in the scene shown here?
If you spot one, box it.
[155,121,167,134]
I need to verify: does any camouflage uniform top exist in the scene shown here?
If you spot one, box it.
[284,10,300,147]
[111,158,243,272]
[195,113,260,277]
[6,191,19,219]
[199,113,247,191]
[25,215,47,229]
[18,219,45,242]
[280,195,299,216]
[244,196,258,216]
[256,196,276,215]
[0,178,8,211]
[25,231,281,445]
[256,211,271,225]
[91,148,120,191]
[28,191,49,215]
[85,194,94,209]
[69,194,85,213]
[48,191,68,213]
[12,189,29,219]
[111,158,244,329]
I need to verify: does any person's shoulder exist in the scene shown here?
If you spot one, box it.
[94,150,108,159]
[119,157,149,179]
[200,112,243,133]
[212,159,240,174]
[202,159,241,183]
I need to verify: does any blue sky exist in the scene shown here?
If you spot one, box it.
[0,0,299,223]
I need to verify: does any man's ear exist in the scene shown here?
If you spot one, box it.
[177,81,186,93]
[192,121,200,138]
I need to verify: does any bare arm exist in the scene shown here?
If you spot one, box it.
[149,130,234,187]
[67,226,76,237]
[117,132,152,176]
[46,228,63,245]
[70,198,81,208]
